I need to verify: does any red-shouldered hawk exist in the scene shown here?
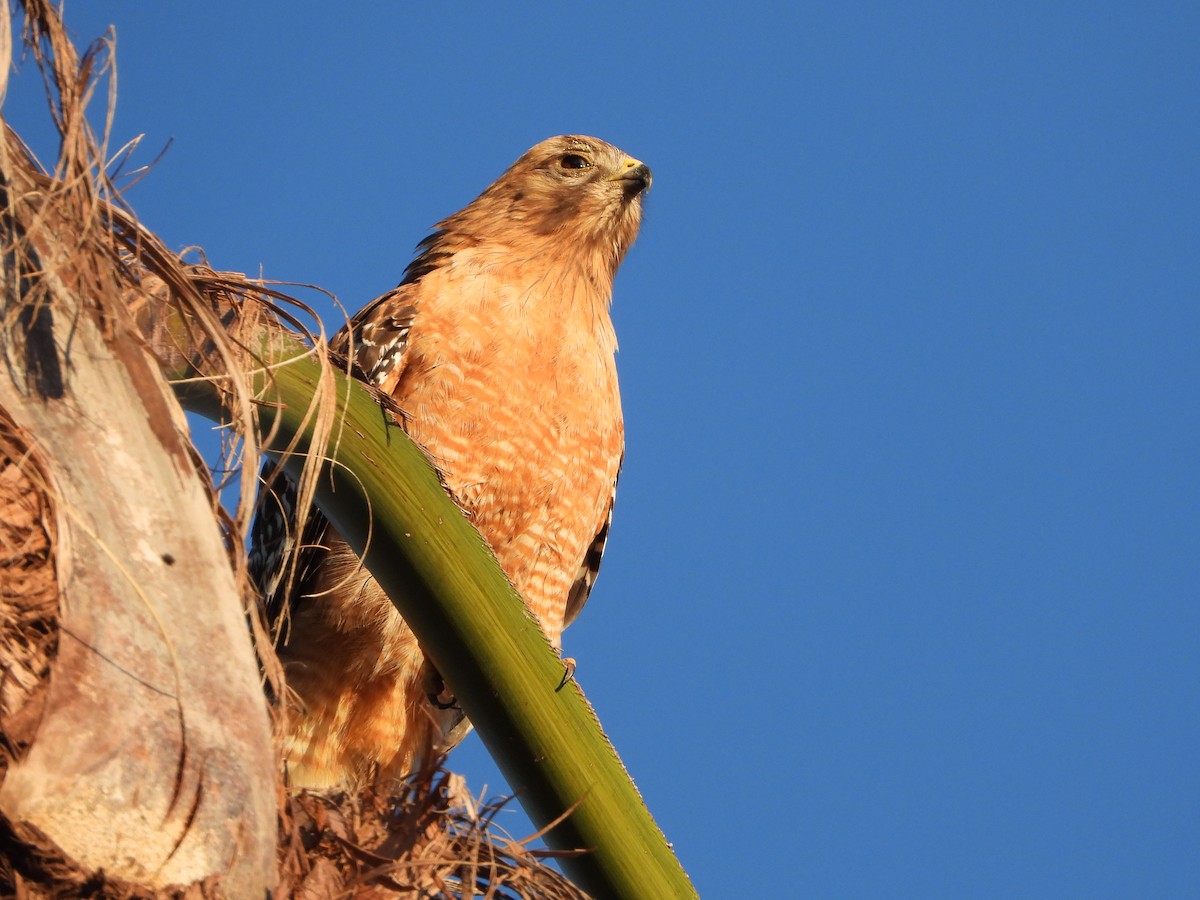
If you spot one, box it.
[250,135,651,789]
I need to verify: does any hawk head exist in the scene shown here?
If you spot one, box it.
[443,135,652,280]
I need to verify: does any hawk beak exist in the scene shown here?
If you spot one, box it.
[608,157,652,194]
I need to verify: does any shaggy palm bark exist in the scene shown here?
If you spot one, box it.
[0,4,277,895]
[0,85,276,900]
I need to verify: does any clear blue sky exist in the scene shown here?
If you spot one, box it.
[7,4,1197,896]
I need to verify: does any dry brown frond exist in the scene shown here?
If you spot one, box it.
[0,412,56,774]
[277,765,589,900]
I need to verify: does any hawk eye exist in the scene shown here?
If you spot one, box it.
[560,153,591,170]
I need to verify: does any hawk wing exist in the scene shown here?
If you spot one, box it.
[332,229,456,386]
[334,285,418,391]
[247,459,327,628]
[249,237,449,622]
[563,462,621,629]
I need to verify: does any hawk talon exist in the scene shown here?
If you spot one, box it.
[556,657,577,692]
[427,691,461,711]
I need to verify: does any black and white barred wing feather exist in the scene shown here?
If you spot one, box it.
[249,280,422,620]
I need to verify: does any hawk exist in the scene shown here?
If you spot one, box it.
[250,135,651,788]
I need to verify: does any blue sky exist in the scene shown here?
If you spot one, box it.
[7,3,1197,896]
